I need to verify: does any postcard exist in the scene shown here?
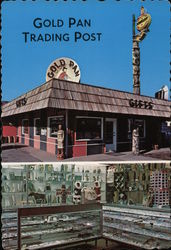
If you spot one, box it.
[1,1,171,249]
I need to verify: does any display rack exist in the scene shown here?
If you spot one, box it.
[2,164,106,209]
[17,203,102,250]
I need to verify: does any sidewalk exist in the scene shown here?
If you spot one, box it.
[2,144,58,162]
[2,144,170,162]
[64,149,170,162]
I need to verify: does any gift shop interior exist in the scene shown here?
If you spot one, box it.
[2,162,171,250]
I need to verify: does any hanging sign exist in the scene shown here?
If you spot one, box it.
[16,97,27,108]
[129,99,153,109]
[46,57,81,82]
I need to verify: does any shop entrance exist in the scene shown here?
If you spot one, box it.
[105,118,117,152]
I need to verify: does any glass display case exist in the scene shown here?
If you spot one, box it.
[104,163,171,250]
[103,205,171,249]
[2,210,18,250]
[18,204,102,250]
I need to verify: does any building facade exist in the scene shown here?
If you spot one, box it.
[2,79,170,158]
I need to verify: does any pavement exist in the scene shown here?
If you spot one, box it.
[2,143,170,163]
[2,143,58,162]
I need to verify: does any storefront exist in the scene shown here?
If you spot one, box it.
[2,78,170,158]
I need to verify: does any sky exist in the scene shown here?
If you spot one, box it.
[1,0,170,101]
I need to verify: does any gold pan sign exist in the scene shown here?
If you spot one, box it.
[46,57,81,83]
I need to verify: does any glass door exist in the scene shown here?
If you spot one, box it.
[105,118,117,152]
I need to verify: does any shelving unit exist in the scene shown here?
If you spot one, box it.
[2,164,106,208]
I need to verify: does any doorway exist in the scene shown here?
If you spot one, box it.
[105,118,117,152]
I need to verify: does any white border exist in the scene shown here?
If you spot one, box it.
[21,119,29,135]
[34,118,41,136]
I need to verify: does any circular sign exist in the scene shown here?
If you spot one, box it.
[46,57,81,82]
[136,13,151,31]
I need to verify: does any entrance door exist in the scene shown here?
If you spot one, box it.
[105,118,117,152]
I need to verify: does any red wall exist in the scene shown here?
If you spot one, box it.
[47,137,56,155]
[3,125,17,137]
[34,135,40,149]
[73,132,87,157]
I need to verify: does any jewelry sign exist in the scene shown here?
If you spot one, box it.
[46,57,81,82]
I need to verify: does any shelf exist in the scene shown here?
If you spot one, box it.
[2,192,26,194]
[24,235,101,250]
[103,222,171,241]
[3,179,26,182]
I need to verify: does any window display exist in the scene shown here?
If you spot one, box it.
[48,116,64,137]
[128,119,145,138]
[76,117,103,140]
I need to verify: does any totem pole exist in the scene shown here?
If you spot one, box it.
[132,128,140,155]
[57,124,64,160]
[132,7,151,95]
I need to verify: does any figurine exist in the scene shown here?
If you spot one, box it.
[73,181,82,204]
[28,192,46,204]
[57,124,64,159]
[132,128,139,155]
[94,181,101,202]
[56,184,71,204]
[82,187,97,203]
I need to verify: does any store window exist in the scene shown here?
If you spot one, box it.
[48,116,64,138]
[22,119,29,135]
[134,119,145,137]
[128,119,145,138]
[34,118,41,136]
[76,117,103,140]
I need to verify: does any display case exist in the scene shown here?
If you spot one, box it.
[103,205,171,250]
[1,209,18,250]
[104,163,171,249]
[18,203,102,250]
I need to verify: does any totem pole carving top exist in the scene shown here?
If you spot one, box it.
[132,7,151,95]
[132,40,140,95]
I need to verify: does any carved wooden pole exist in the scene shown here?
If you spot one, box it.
[132,15,140,95]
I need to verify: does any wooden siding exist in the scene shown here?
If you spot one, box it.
[2,79,170,118]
